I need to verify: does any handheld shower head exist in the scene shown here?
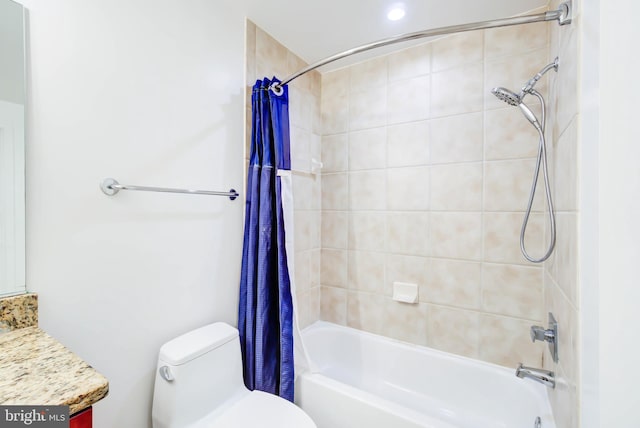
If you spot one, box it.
[517,103,542,131]
[491,87,542,131]
[492,58,559,132]
[491,87,521,106]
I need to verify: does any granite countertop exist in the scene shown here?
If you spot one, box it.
[0,326,109,414]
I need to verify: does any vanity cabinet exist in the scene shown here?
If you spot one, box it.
[70,407,92,428]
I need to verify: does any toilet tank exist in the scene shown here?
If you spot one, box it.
[152,323,249,428]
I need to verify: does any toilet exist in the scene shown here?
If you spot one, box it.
[151,322,317,428]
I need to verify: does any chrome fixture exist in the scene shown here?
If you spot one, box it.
[522,59,561,95]
[270,2,572,93]
[158,365,174,382]
[530,312,559,363]
[491,87,542,130]
[491,58,559,263]
[516,363,555,389]
[100,178,239,200]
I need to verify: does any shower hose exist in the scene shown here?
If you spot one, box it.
[520,89,556,263]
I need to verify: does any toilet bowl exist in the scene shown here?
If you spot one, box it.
[151,322,317,428]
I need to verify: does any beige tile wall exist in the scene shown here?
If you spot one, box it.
[319,21,555,369]
[543,1,581,427]
[245,20,322,329]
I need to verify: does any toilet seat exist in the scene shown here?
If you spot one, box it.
[195,390,316,428]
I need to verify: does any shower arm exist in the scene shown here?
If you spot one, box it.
[521,57,560,98]
[270,2,572,93]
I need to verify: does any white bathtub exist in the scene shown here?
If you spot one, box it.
[295,321,555,428]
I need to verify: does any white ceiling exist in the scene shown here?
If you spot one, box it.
[242,0,549,71]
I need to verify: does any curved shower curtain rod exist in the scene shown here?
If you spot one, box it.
[270,1,572,93]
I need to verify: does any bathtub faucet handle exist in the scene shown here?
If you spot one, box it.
[530,325,554,343]
[529,312,559,363]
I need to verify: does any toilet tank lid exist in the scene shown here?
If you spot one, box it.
[159,322,238,365]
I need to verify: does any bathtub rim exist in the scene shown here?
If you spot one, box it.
[300,320,539,377]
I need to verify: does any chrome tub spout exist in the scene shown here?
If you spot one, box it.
[515,363,555,388]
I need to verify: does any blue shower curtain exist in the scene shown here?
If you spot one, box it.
[238,77,294,402]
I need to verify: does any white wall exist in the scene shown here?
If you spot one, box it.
[20,1,247,426]
[581,0,640,427]
[598,0,640,426]
[578,0,600,426]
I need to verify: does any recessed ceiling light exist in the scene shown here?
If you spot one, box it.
[387,4,406,21]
